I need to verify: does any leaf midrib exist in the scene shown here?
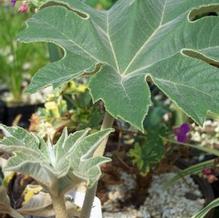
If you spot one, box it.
[106,12,121,73]
[122,0,168,75]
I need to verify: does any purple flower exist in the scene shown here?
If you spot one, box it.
[11,0,16,6]
[174,123,190,143]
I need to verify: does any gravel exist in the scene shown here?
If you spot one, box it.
[190,120,219,149]
[103,172,205,218]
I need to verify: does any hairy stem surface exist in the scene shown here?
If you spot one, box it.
[80,112,114,218]
[51,192,69,218]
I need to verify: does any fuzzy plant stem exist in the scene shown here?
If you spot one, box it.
[51,192,69,218]
[80,112,114,218]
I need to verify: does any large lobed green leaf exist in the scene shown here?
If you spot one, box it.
[0,125,113,190]
[19,0,219,131]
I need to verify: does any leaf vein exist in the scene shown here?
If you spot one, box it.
[122,0,168,74]
[154,77,213,99]
[106,12,121,73]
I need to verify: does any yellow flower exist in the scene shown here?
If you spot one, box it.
[3,172,15,186]
[22,185,43,204]
[45,101,60,118]
[76,84,87,93]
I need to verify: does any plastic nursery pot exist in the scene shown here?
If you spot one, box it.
[0,100,6,123]
[27,191,102,218]
[4,103,43,128]
[0,88,43,127]
[0,86,7,124]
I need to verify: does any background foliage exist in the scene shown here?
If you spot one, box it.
[0,6,48,102]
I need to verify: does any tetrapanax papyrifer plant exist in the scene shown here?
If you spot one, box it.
[1,0,219,217]
[19,0,219,132]
[0,124,113,218]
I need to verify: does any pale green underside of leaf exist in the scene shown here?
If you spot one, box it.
[0,126,113,190]
[18,0,219,131]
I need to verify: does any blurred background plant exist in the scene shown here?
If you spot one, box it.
[0,3,48,104]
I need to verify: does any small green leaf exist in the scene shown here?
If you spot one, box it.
[128,126,166,174]
[68,128,114,186]
[75,156,111,188]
